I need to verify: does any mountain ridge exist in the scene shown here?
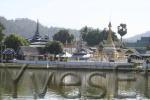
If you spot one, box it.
[0,16,80,40]
[126,31,150,42]
[0,16,150,43]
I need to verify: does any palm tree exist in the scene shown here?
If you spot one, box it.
[117,24,127,42]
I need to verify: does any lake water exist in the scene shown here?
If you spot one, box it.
[0,65,150,100]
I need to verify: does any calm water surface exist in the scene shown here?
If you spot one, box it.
[0,66,149,100]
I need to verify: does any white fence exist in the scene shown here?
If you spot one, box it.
[14,60,132,68]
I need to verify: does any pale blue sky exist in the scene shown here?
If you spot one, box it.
[0,0,150,38]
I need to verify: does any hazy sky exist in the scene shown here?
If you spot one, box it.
[0,0,150,38]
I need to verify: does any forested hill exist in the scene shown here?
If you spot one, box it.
[126,31,150,43]
[0,16,79,39]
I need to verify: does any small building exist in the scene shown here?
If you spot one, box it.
[63,43,76,54]
[17,20,49,61]
[2,48,16,61]
[17,46,46,60]
[71,52,91,60]
[124,49,139,56]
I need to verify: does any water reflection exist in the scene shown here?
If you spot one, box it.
[0,66,149,100]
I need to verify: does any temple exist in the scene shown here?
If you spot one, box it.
[30,20,49,47]
[102,22,118,61]
[31,20,41,42]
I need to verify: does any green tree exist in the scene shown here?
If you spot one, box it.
[80,26,93,41]
[4,33,29,51]
[45,41,63,56]
[118,23,127,41]
[100,28,118,42]
[0,22,5,43]
[80,26,118,46]
[85,29,101,46]
[146,46,150,50]
[53,29,74,44]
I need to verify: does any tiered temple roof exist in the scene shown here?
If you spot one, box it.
[30,20,48,43]
[30,20,49,47]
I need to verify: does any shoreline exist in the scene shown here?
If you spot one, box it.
[0,63,149,72]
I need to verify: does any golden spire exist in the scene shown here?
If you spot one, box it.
[107,22,113,43]
[103,22,117,60]
[106,22,115,47]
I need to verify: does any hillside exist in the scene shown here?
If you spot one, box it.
[126,31,150,43]
[0,16,80,40]
[1,16,149,43]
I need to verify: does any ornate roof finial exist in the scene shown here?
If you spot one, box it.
[35,19,39,36]
[108,22,112,28]
[106,22,115,47]
[31,19,41,42]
